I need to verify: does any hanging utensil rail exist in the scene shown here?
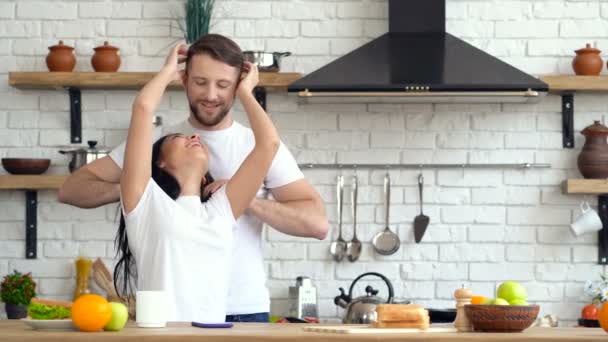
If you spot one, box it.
[298,163,550,170]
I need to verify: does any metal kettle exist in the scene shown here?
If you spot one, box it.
[333,272,395,324]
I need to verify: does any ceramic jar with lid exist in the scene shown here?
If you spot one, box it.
[91,41,121,72]
[46,40,76,72]
[578,120,608,179]
[572,43,603,76]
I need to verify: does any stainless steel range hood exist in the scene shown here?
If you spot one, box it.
[288,0,548,103]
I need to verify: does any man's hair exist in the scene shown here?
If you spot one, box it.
[186,33,244,72]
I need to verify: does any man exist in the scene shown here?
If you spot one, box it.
[58,34,329,323]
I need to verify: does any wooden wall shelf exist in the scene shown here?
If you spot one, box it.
[563,179,608,194]
[540,75,608,93]
[0,175,67,190]
[563,178,608,265]
[9,71,302,91]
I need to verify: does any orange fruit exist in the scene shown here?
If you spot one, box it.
[599,303,608,333]
[471,295,487,305]
[71,294,112,332]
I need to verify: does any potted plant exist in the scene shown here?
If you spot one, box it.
[175,0,216,43]
[1,270,36,319]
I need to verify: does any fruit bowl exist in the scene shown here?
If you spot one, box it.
[464,304,540,332]
[2,158,51,175]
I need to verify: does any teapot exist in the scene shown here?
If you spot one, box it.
[334,272,398,324]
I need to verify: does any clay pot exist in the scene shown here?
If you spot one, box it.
[46,40,76,72]
[91,41,121,72]
[578,120,608,179]
[572,43,603,76]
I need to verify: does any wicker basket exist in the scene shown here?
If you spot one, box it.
[464,304,540,332]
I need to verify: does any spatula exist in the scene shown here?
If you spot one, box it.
[414,173,430,243]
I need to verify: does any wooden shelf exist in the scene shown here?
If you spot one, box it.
[541,75,608,93]
[563,179,608,194]
[8,71,302,91]
[0,175,67,190]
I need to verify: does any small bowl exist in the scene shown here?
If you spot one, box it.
[578,318,600,328]
[464,304,540,332]
[2,158,51,175]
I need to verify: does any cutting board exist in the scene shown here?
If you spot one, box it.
[303,325,457,334]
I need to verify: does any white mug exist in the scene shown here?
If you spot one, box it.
[570,201,603,236]
[136,291,168,328]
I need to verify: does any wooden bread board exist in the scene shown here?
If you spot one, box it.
[303,325,457,334]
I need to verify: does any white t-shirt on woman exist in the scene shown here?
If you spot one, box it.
[122,179,235,323]
[111,119,304,315]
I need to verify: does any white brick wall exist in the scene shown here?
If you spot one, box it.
[0,0,606,326]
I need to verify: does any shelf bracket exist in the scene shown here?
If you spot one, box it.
[599,195,608,264]
[254,87,267,110]
[562,92,574,149]
[68,87,82,144]
[25,190,37,259]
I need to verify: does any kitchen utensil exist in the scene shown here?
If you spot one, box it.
[414,173,430,243]
[1,158,50,175]
[464,304,540,332]
[329,175,347,262]
[372,173,400,255]
[578,120,608,178]
[242,51,291,72]
[346,175,361,262]
[288,276,318,319]
[59,140,110,173]
[334,272,396,324]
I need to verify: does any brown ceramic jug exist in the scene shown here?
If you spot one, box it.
[46,40,76,72]
[578,120,608,179]
[572,43,603,76]
[91,41,121,72]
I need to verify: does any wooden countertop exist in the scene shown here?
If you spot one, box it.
[0,321,605,342]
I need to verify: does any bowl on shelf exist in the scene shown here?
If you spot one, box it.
[2,158,51,175]
[464,304,540,333]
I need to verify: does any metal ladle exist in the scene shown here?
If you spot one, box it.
[372,172,400,255]
[329,175,347,261]
[347,174,361,262]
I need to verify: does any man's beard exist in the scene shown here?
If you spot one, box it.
[188,97,232,127]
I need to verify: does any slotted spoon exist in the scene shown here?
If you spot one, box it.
[373,172,400,255]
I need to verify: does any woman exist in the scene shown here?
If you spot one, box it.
[112,42,279,323]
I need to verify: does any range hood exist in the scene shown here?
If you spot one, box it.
[288,0,548,103]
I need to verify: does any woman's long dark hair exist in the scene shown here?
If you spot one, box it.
[113,135,214,298]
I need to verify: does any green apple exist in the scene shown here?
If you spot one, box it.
[493,298,510,305]
[103,302,129,331]
[509,299,528,306]
[497,281,527,302]
[481,298,495,305]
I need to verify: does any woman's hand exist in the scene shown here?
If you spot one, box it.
[162,42,188,82]
[236,61,259,99]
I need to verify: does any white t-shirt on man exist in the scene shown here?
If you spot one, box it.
[123,179,234,322]
[110,119,304,315]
